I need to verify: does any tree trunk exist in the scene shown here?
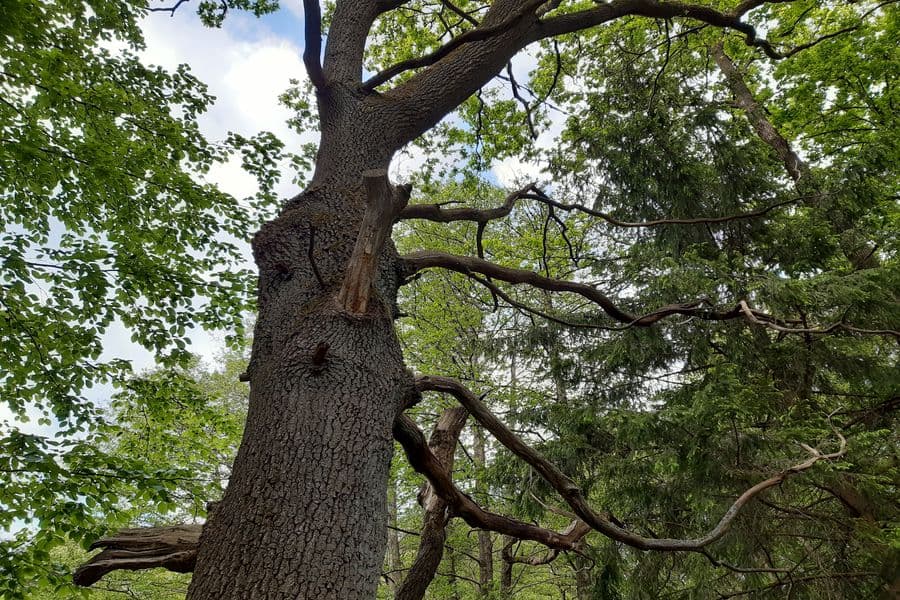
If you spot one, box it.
[387,483,404,595]
[499,536,515,598]
[396,407,468,600]
[473,424,494,597]
[187,95,413,597]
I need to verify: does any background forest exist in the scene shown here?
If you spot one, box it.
[1,0,898,598]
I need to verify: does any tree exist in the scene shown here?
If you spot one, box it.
[2,0,897,599]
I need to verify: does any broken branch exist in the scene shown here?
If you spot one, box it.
[338,170,410,314]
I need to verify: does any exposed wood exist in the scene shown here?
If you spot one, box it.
[73,525,201,586]
[338,170,411,314]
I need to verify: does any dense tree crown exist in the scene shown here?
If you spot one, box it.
[1,0,897,598]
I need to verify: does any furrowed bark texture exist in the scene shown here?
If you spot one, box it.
[187,86,412,598]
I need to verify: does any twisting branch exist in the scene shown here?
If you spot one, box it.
[338,170,411,314]
[396,407,468,600]
[397,183,804,228]
[303,0,327,90]
[401,250,899,338]
[393,413,591,551]
[504,520,591,566]
[416,375,849,552]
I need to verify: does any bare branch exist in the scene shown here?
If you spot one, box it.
[363,0,547,90]
[401,251,899,338]
[533,1,783,59]
[415,374,848,552]
[504,520,591,566]
[398,184,533,223]
[397,407,468,600]
[393,413,589,551]
[74,526,200,587]
[402,249,638,323]
[147,0,192,16]
[398,184,804,228]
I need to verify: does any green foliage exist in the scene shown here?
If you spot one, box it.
[0,0,280,595]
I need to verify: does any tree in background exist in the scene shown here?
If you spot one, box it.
[1,1,897,599]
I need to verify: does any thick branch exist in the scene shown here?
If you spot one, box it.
[303,0,327,89]
[396,407,468,600]
[73,525,201,586]
[533,0,782,59]
[364,0,547,90]
[393,413,588,551]
[416,375,848,552]
[323,1,387,84]
[402,250,638,323]
[338,170,410,314]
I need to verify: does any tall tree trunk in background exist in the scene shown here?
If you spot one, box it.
[473,424,494,596]
[500,536,515,598]
[396,407,468,600]
[387,483,404,595]
[574,555,593,600]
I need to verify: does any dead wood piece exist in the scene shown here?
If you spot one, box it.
[338,170,411,314]
[73,525,201,587]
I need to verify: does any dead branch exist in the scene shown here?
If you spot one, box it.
[338,170,411,314]
[73,525,201,586]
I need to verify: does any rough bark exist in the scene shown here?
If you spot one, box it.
[86,4,815,598]
[396,407,468,600]
[187,133,412,598]
[386,484,403,595]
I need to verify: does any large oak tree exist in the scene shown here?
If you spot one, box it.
[2,0,897,598]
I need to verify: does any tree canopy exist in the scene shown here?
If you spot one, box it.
[1,0,897,599]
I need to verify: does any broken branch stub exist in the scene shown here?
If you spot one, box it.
[73,525,201,587]
[338,169,411,314]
